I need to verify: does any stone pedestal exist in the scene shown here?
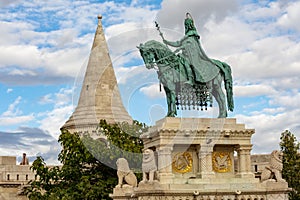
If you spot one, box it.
[111,117,290,200]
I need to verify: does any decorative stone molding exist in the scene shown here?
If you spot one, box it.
[212,151,232,173]
[172,152,193,173]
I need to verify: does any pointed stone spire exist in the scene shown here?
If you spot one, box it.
[62,15,132,133]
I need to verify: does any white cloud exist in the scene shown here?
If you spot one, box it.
[54,88,73,107]
[6,88,13,93]
[0,115,35,126]
[269,90,300,109]
[9,69,37,76]
[229,35,300,83]
[2,96,22,116]
[37,87,74,139]
[0,0,20,7]
[0,0,161,85]
[0,96,35,126]
[241,1,282,20]
[0,45,42,68]
[115,66,140,84]
[39,94,54,105]
[0,86,73,163]
[234,84,277,97]
[0,127,61,165]
[157,0,239,30]
[203,17,258,57]
[41,47,89,77]
[277,1,300,32]
[38,105,73,140]
[0,21,35,45]
[236,108,300,153]
[107,5,158,24]
[140,84,165,99]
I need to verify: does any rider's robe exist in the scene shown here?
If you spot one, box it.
[164,35,219,83]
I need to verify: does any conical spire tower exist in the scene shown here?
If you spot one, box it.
[62,15,132,134]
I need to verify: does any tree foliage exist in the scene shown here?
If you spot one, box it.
[82,119,146,171]
[26,120,146,200]
[280,130,300,200]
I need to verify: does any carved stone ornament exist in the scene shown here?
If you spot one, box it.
[261,150,285,182]
[172,152,193,173]
[141,149,157,183]
[212,152,232,173]
[116,158,137,188]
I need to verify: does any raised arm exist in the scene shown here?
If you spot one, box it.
[163,36,186,47]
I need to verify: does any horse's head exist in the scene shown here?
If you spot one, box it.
[137,43,156,69]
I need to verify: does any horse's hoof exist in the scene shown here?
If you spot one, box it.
[218,115,227,118]
[218,112,227,118]
[166,113,176,117]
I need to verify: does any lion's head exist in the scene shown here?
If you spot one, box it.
[270,150,283,171]
[116,158,130,173]
[143,149,154,162]
[142,149,157,172]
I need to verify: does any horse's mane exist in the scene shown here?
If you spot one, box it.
[143,40,175,63]
[144,40,172,53]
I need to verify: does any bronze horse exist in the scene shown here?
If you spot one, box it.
[138,40,233,118]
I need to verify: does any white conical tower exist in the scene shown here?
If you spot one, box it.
[62,15,132,134]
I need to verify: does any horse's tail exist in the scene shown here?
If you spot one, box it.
[212,59,234,111]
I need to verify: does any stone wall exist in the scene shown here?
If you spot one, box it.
[0,156,34,200]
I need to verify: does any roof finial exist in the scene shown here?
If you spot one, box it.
[98,14,102,20]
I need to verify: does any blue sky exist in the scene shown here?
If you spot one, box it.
[0,0,299,164]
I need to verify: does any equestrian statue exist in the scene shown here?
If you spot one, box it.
[137,13,234,118]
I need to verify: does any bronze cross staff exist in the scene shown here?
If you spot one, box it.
[155,21,165,92]
[155,21,168,48]
[155,21,164,39]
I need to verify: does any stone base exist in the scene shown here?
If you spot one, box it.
[111,185,135,198]
[111,118,290,200]
[111,182,289,200]
[111,179,290,200]
[236,172,255,178]
[199,172,215,179]
[264,180,289,190]
[158,173,174,184]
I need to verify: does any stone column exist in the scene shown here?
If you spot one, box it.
[199,144,215,179]
[237,145,254,178]
[157,145,174,184]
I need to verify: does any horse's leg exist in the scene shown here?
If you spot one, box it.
[165,87,176,117]
[211,73,227,118]
[170,90,177,116]
[164,87,172,117]
[164,86,177,117]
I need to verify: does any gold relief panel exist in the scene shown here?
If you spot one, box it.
[172,152,193,173]
[212,152,232,173]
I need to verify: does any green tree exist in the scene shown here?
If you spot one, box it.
[26,120,146,200]
[280,130,300,200]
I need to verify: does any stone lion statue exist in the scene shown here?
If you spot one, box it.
[116,158,137,188]
[261,150,284,182]
[141,149,157,183]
